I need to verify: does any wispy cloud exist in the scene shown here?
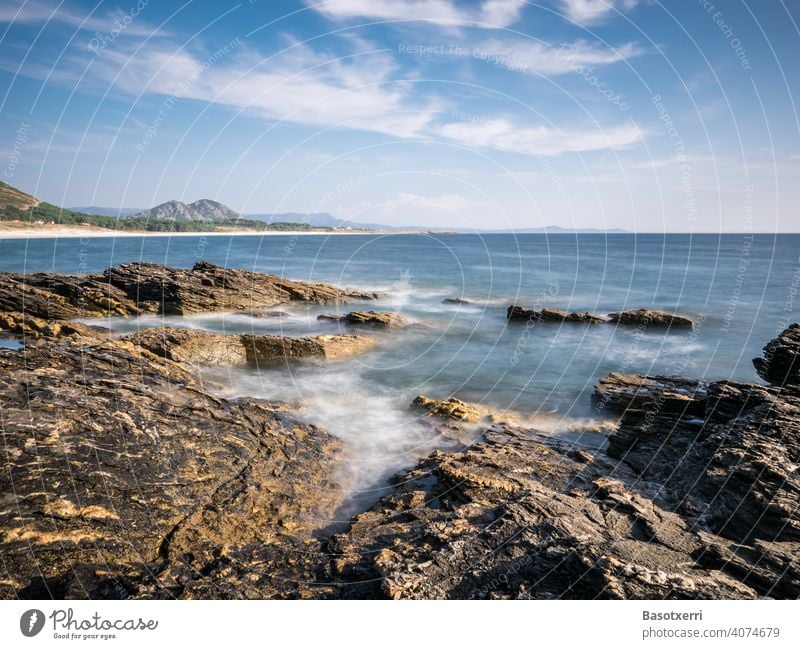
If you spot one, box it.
[91,41,438,138]
[0,0,161,37]
[556,0,639,26]
[308,0,526,28]
[438,117,643,156]
[475,38,643,75]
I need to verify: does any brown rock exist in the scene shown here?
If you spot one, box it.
[412,395,483,423]
[242,333,375,364]
[0,261,377,320]
[126,327,375,367]
[0,327,344,599]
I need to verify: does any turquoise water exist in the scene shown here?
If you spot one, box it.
[2,232,798,507]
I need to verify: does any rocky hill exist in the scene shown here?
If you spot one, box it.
[131,199,240,223]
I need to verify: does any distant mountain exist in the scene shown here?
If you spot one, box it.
[190,199,240,222]
[129,199,240,223]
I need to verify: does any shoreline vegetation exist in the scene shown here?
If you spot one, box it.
[1,261,798,599]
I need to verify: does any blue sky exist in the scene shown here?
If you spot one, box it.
[0,0,798,231]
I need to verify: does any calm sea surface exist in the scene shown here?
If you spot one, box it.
[2,233,798,508]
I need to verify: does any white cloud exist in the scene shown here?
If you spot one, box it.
[92,42,438,138]
[308,0,526,28]
[438,117,643,156]
[475,38,642,75]
[557,0,639,25]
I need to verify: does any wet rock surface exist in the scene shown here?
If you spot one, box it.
[1,263,798,599]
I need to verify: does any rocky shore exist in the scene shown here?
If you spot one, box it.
[0,263,798,599]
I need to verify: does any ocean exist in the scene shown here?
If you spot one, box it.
[2,232,798,510]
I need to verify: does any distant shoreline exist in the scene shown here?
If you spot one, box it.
[0,227,420,240]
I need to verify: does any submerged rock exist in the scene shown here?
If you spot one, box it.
[507,305,604,323]
[317,310,407,328]
[607,308,694,330]
[443,297,470,305]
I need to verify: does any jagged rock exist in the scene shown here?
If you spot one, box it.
[126,327,375,366]
[412,395,483,423]
[0,326,344,599]
[327,423,756,599]
[608,308,694,330]
[753,323,800,386]
[0,261,378,319]
[507,305,604,323]
[103,261,378,315]
[317,310,407,328]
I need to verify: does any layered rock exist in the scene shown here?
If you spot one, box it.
[592,327,800,596]
[317,310,407,328]
[327,423,755,599]
[507,305,604,323]
[0,261,378,320]
[125,327,374,366]
[0,324,343,599]
[608,308,694,330]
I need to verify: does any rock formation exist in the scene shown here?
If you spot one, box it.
[1,262,798,599]
[125,327,375,366]
[317,310,407,328]
[608,308,694,330]
[0,261,378,319]
[507,305,604,323]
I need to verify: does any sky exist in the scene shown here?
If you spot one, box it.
[0,0,798,231]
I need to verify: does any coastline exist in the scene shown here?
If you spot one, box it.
[0,226,409,240]
[0,260,798,599]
